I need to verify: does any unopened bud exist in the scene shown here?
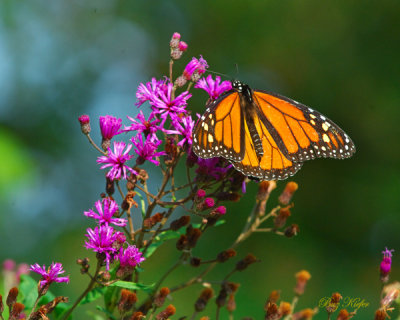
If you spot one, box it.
[217,249,237,263]
[195,288,214,312]
[279,182,298,205]
[294,270,311,296]
[156,304,176,320]
[78,115,91,134]
[337,309,350,320]
[284,224,299,238]
[236,254,258,271]
[154,287,170,308]
[6,287,18,309]
[190,257,202,267]
[170,216,191,231]
[170,32,181,48]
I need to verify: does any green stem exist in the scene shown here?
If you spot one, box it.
[61,261,102,320]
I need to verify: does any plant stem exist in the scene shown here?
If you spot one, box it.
[27,293,43,319]
[85,134,107,155]
[61,261,102,320]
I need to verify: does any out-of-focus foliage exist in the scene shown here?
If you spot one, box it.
[0,0,399,319]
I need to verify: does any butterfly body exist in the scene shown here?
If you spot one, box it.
[192,80,355,181]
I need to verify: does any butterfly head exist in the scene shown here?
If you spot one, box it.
[232,79,245,92]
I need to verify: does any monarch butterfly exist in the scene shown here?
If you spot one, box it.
[192,80,356,180]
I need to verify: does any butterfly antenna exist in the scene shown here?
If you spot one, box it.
[235,63,239,76]
[206,69,231,80]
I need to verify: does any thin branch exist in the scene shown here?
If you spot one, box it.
[85,134,107,155]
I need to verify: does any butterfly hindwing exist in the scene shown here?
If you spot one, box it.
[231,110,303,180]
[193,91,245,161]
[252,90,356,162]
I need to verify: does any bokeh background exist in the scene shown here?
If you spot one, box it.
[1,0,399,319]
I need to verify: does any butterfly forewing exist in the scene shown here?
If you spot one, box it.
[193,92,245,161]
[253,91,356,162]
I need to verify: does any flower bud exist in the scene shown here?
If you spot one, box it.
[197,198,215,211]
[274,207,291,229]
[170,32,181,48]
[9,302,24,320]
[6,287,18,309]
[143,213,163,229]
[279,301,291,316]
[327,292,342,313]
[374,309,387,320]
[176,235,188,251]
[154,287,170,308]
[227,294,236,313]
[211,206,226,215]
[178,41,188,52]
[118,289,137,314]
[217,249,237,263]
[187,227,202,248]
[190,257,202,267]
[284,224,299,238]
[195,288,214,312]
[170,216,191,231]
[106,177,115,195]
[265,302,279,320]
[130,311,145,320]
[235,254,258,271]
[156,304,176,320]
[380,247,394,283]
[337,309,350,320]
[292,308,314,320]
[78,115,91,134]
[294,270,311,296]
[257,181,276,201]
[279,182,298,205]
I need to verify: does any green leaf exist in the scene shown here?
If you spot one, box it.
[144,229,181,258]
[136,192,146,218]
[104,286,119,313]
[109,281,154,293]
[19,274,38,310]
[79,287,106,305]
[86,311,106,320]
[96,306,116,320]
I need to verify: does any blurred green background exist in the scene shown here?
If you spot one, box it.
[1,0,399,319]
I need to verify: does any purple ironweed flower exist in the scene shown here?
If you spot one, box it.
[116,245,145,278]
[84,198,127,227]
[99,115,122,140]
[152,83,191,122]
[85,225,118,270]
[118,245,145,268]
[132,134,166,166]
[178,41,188,52]
[196,158,232,181]
[3,259,16,271]
[29,262,69,289]
[195,75,232,100]
[97,141,137,181]
[183,56,209,82]
[171,115,195,147]
[381,247,394,275]
[115,231,127,245]
[124,111,162,139]
[135,78,165,107]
